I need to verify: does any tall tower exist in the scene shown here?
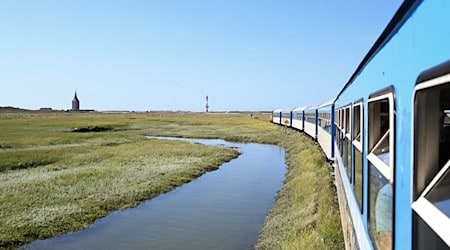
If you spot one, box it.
[72,91,80,111]
[205,95,209,113]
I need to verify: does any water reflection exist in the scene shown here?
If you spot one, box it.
[28,137,286,250]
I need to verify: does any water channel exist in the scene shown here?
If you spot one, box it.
[28,138,286,250]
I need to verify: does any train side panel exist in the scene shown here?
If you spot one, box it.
[304,108,317,139]
[281,110,292,127]
[272,110,282,124]
[317,101,334,161]
[317,128,332,160]
[291,118,302,130]
[334,1,450,249]
[292,107,307,131]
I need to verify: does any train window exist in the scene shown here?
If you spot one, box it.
[353,104,362,142]
[345,107,350,134]
[305,111,315,124]
[339,108,345,161]
[367,91,394,250]
[336,109,341,148]
[412,68,450,248]
[318,111,331,133]
[342,108,348,165]
[340,108,345,155]
[353,102,363,212]
[346,106,352,182]
[338,109,341,128]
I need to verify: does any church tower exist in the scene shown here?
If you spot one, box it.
[205,95,209,113]
[72,91,80,111]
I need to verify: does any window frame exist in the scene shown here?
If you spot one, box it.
[338,104,353,183]
[412,71,450,246]
[367,92,395,182]
[352,100,364,212]
[345,106,352,139]
[345,105,352,182]
[366,87,396,250]
[352,101,363,151]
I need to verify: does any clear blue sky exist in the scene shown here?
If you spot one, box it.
[0,0,402,111]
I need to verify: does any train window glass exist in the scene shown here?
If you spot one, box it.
[305,112,315,123]
[353,105,361,142]
[354,146,363,211]
[347,138,352,182]
[334,110,339,144]
[340,106,352,183]
[346,107,352,182]
[335,110,340,148]
[339,109,344,159]
[413,77,450,247]
[339,109,342,128]
[424,163,450,217]
[367,93,394,250]
[283,112,291,126]
[345,107,351,134]
[319,111,331,133]
[342,108,347,165]
[353,102,363,212]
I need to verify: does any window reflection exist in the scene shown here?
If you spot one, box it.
[369,163,393,250]
[354,148,363,211]
[424,166,450,217]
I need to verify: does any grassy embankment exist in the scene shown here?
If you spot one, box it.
[256,129,343,249]
[0,111,343,249]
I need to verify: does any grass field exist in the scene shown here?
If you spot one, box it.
[0,111,343,248]
[256,130,343,249]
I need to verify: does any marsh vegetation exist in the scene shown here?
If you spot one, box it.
[0,111,343,249]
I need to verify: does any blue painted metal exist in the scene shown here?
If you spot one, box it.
[290,110,293,128]
[334,1,450,248]
[315,109,318,138]
[331,104,335,158]
[271,0,450,249]
[302,110,305,130]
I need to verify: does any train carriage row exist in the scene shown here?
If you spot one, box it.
[271,1,450,249]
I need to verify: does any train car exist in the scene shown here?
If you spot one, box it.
[281,109,292,127]
[271,109,282,124]
[303,106,317,139]
[292,106,307,131]
[317,99,335,161]
[271,1,450,249]
[332,1,450,249]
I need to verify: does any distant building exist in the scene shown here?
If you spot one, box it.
[72,92,80,111]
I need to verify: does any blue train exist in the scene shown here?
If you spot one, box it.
[271,1,450,249]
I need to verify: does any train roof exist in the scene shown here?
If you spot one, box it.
[317,99,336,109]
[292,106,308,111]
[416,59,450,84]
[281,108,295,113]
[336,0,421,99]
[304,105,317,111]
[272,109,282,113]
